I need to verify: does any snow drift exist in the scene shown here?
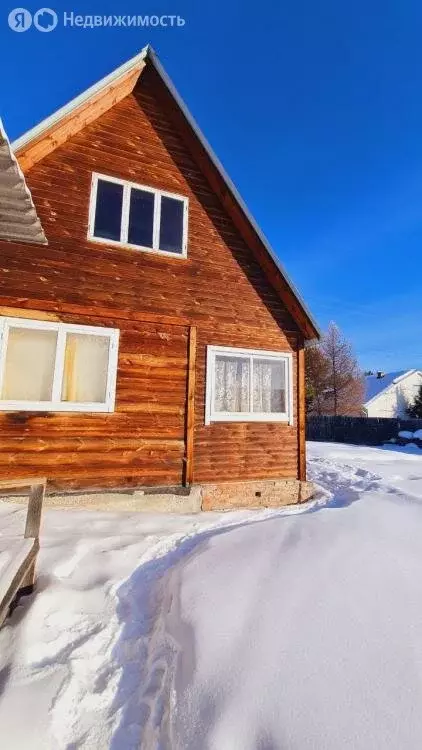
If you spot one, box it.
[1,442,422,749]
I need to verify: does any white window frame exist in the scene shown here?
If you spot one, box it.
[0,317,119,413]
[205,345,294,425]
[88,172,189,258]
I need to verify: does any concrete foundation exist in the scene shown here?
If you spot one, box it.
[0,479,315,513]
[0,487,202,514]
[201,479,315,511]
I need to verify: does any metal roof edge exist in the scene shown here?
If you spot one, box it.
[11,45,150,153]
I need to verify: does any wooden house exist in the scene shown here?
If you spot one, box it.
[0,46,319,510]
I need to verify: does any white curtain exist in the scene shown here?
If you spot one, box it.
[253,359,285,413]
[215,356,249,412]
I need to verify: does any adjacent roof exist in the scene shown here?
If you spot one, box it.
[11,45,319,339]
[365,370,417,405]
[0,120,47,245]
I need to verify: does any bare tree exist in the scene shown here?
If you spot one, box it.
[321,322,364,416]
[305,343,331,415]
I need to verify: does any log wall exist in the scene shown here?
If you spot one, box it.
[0,315,188,490]
[0,67,302,490]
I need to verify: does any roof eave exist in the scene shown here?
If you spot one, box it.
[11,45,150,154]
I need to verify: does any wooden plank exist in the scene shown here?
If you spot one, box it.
[297,346,306,481]
[0,476,44,604]
[0,297,189,328]
[0,477,46,490]
[184,326,197,485]
[0,306,60,321]
[0,540,39,627]
[0,438,184,452]
[20,560,36,592]
[24,483,45,539]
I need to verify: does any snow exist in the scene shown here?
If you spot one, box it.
[0,502,319,748]
[1,442,422,748]
[398,429,414,439]
[309,440,422,499]
[413,429,422,439]
[168,443,422,750]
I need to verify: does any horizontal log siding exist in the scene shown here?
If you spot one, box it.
[0,68,301,489]
[195,327,298,482]
[0,316,188,491]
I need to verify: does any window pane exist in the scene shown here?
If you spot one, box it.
[128,188,154,248]
[253,358,286,413]
[1,327,57,401]
[93,179,123,242]
[214,356,250,413]
[62,333,110,403]
[159,196,184,253]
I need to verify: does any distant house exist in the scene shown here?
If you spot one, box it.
[364,370,422,418]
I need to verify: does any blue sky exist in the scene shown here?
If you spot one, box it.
[1,0,421,371]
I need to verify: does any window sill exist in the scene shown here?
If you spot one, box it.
[206,413,292,425]
[0,402,115,413]
[88,235,188,259]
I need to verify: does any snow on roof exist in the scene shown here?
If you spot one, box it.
[365,370,413,404]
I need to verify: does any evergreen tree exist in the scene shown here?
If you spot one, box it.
[407,384,422,418]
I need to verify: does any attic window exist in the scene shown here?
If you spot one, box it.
[88,173,188,257]
[0,317,119,413]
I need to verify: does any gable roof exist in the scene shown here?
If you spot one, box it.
[11,45,319,340]
[365,370,419,405]
[0,120,47,245]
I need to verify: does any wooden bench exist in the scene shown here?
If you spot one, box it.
[0,478,46,626]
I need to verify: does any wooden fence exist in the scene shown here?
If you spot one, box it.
[306,415,422,446]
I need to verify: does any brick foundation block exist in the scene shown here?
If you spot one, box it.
[200,479,315,511]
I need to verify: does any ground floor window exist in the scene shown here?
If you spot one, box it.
[0,317,119,412]
[205,345,293,424]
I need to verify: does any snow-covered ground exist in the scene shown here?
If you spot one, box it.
[1,442,422,749]
[309,440,422,500]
